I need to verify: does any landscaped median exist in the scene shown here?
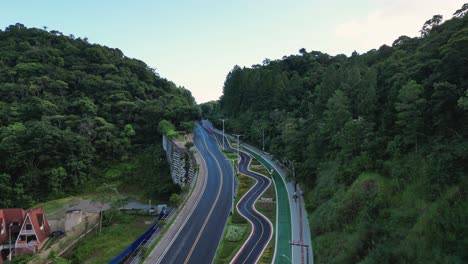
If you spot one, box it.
[242,147,292,264]
[215,172,255,263]
[256,178,277,264]
[215,147,278,264]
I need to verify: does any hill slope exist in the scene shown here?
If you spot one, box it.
[209,10,468,263]
[0,23,200,207]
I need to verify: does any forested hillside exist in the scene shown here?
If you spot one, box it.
[207,8,468,263]
[0,24,200,208]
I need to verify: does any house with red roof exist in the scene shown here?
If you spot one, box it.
[0,208,50,263]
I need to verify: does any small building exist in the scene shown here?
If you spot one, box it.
[64,210,82,233]
[0,208,51,262]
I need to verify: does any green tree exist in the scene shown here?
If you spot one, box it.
[430,82,461,136]
[169,193,182,206]
[395,80,427,152]
[453,3,468,17]
[321,90,352,145]
[93,183,118,235]
[420,14,443,37]
[47,167,67,194]
[458,90,468,110]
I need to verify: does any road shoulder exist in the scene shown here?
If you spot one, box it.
[143,143,208,263]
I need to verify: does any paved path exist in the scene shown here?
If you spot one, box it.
[211,120,313,264]
[214,129,273,264]
[145,124,233,264]
[144,128,208,263]
[243,146,314,264]
[242,147,292,264]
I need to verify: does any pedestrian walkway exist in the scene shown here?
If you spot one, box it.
[211,122,313,264]
[242,147,292,264]
[242,145,313,264]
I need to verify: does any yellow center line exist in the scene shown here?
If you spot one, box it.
[184,129,225,264]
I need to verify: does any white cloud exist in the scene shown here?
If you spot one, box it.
[331,0,466,55]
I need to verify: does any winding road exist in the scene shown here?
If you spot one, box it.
[212,125,273,264]
[147,124,233,264]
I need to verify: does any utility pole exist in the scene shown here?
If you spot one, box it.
[293,165,296,192]
[219,119,228,150]
[262,128,265,152]
[234,134,242,156]
[292,164,298,202]
[8,223,13,261]
[9,223,12,260]
[231,159,236,214]
[285,159,298,201]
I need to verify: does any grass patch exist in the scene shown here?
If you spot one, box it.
[223,151,239,160]
[33,194,96,220]
[225,224,248,242]
[260,242,275,263]
[232,174,256,224]
[103,161,137,180]
[215,172,256,263]
[214,218,251,264]
[141,211,176,260]
[251,166,269,175]
[251,159,261,166]
[249,158,270,176]
[68,213,153,264]
[41,237,58,251]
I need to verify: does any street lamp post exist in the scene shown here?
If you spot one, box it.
[292,164,297,201]
[234,134,242,156]
[228,159,236,214]
[262,128,265,152]
[219,119,228,150]
[9,223,13,260]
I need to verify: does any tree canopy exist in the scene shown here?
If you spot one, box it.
[206,8,468,263]
[0,24,200,207]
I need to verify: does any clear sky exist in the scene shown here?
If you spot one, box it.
[1,0,465,103]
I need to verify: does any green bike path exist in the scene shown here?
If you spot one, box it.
[242,147,292,264]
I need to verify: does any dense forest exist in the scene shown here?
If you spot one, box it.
[204,6,468,263]
[0,24,200,208]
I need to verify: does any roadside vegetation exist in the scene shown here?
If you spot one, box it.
[204,5,468,263]
[0,24,201,263]
[256,184,276,264]
[0,24,200,209]
[69,213,154,263]
[215,173,255,264]
[216,150,278,264]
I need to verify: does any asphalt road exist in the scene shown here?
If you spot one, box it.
[156,124,233,264]
[232,151,273,264]
[241,145,312,264]
[212,126,273,264]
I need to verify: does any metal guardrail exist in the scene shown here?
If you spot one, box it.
[109,209,175,264]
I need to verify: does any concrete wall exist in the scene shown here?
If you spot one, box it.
[48,210,83,233]
[64,211,82,233]
[48,219,65,232]
[163,135,196,187]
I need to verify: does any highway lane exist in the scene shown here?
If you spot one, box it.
[156,124,233,264]
[211,125,273,264]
